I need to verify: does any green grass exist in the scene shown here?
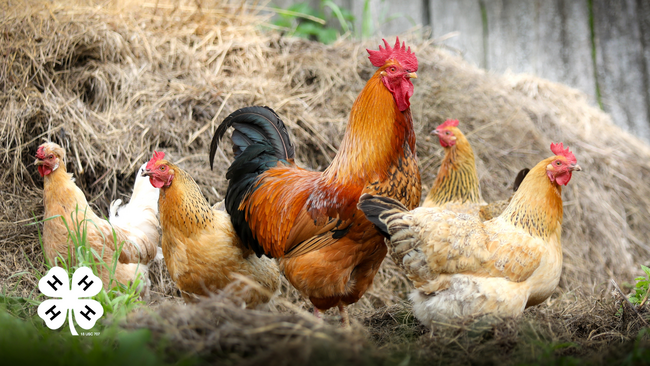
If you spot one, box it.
[28,205,146,319]
[0,207,196,365]
[0,307,185,366]
[271,1,354,44]
[269,0,412,43]
[628,265,650,307]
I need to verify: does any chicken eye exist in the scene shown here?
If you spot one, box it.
[160,166,165,171]
[390,67,396,72]
[445,131,451,135]
[48,154,54,159]
[556,161,562,166]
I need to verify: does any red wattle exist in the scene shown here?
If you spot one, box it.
[38,165,52,177]
[555,172,572,186]
[382,77,414,112]
[149,176,165,188]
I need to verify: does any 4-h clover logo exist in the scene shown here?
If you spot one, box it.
[37,267,104,336]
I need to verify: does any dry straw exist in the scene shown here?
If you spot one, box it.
[2,0,650,361]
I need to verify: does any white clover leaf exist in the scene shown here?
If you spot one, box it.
[37,266,104,335]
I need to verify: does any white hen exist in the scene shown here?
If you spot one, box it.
[110,163,161,248]
[109,162,162,295]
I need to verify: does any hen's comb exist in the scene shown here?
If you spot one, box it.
[146,151,165,170]
[367,37,418,71]
[550,143,577,164]
[437,119,459,129]
[36,145,46,159]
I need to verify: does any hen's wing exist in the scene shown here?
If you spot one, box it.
[359,195,545,289]
[479,200,510,221]
[164,207,280,305]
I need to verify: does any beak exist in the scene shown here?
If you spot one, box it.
[431,129,439,136]
[407,72,417,79]
[141,169,152,177]
[34,158,44,166]
[571,164,582,172]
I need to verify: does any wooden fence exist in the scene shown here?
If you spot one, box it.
[271,0,650,142]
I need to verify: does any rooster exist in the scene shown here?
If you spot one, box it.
[35,142,159,294]
[210,38,421,325]
[423,119,528,221]
[358,143,581,324]
[142,151,280,306]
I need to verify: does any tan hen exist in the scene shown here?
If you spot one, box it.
[423,119,528,221]
[359,143,581,325]
[36,142,159,294]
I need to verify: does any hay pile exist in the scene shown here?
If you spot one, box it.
[2,0,650,363]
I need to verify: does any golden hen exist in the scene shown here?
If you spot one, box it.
[143,152,280,306]
[35,142,159,294]
[359,143,581,325]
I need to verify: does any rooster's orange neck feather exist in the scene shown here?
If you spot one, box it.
[425,130,481,205]
[324,66,415,186]
[501,157,564,239]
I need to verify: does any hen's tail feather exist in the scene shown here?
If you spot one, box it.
[209,106,294,170]
[357,193,409,237]
[109,199,123,221]
[358,194,430,282]
[513,168,530,193]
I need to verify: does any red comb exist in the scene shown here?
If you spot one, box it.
[437,119,459,129]
[36,145,46,159]
[550,143,576,164]
[367,37,418,71]
[146,151,165,170]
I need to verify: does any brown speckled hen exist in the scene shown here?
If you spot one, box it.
[143,152,279,306]
[423,119,528,221]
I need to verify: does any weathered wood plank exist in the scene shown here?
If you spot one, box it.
[533,0,595,98]
[639,0,650,132]
[430,1,595,102]
[593,0,650,138]
[429,0,485,68]
[268,0,650,141]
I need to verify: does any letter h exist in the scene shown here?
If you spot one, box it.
[45,304,61,321]
[47,275,63,291]
[80,305,96,321]
[77,275,94,291]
